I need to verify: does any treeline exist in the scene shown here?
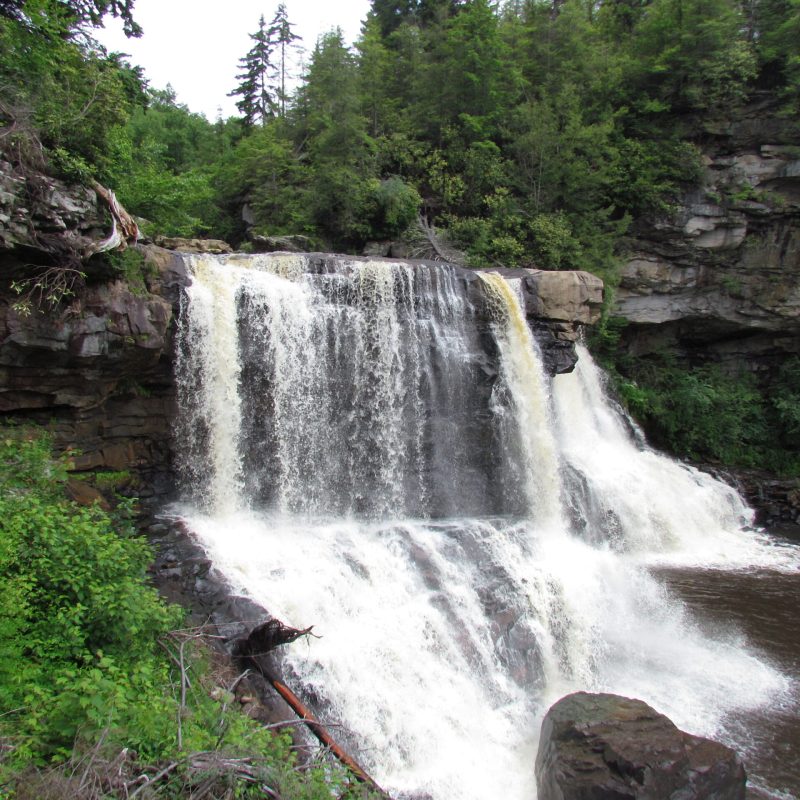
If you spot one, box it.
[2,0,799,281]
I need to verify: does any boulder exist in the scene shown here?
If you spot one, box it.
[153,236,232,254]
[250,234,316,253]
[523,269,604,326]
[535,692,746,800]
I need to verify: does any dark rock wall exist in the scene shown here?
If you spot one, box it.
[0,245,187,503]
[614,100,800,374]
[1,227,602,503]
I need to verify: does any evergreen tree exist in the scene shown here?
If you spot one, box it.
[229,15,277,126]
[267,3,301,117]
[294,29,379,247]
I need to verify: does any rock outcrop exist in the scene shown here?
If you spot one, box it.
[250,233,317,253]
[0,244,187,501]
[614,100,800,372]
[0,159,110,256]
[482,267,604,374]
[154,236,233,254]
[536,692,746,800]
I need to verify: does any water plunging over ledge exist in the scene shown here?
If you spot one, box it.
[173,253,800,800]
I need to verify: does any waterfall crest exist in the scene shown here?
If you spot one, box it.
[174,254,798,800]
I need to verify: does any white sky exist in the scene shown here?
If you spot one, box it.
[96,0,372,120]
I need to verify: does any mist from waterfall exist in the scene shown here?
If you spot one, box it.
[174,253,799,800]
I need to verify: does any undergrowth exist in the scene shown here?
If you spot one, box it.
[0,427,375,799]
[590,319,800,476]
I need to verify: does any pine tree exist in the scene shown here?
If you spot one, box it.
[267,3,301,117]
[229,15,277,126]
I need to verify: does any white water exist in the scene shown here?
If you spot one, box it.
[174,255,799,800]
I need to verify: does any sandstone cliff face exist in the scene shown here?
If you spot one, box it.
[614,101,800,372]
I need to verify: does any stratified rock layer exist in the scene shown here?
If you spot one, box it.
[535,692,746,800]
[614,100,800,369]
[0,245,187,500]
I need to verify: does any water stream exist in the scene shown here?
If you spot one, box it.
[173,254,800,800]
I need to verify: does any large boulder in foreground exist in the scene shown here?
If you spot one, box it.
[535,692,746,800]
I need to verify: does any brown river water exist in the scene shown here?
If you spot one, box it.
[656,525,800,800]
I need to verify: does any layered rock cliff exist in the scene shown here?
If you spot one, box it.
[610,99,800,522]
[614,99,800,372]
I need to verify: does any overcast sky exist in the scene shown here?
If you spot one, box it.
[97,0,372,120]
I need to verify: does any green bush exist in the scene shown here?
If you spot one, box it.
[0,429,376,799]
[0,430,180,763]
[370,176,421,238]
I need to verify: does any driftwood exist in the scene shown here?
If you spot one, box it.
[235,618,317,658]
[236,617,390,798]
[89,180,140,256]
[415,215,466,265]
[270,676,387,795]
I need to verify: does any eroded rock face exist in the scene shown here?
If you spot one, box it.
[0,245,188,501]
[481,267,604,374]
[614,108,800,368]
[0,159,108,254]
[535,692,746,800]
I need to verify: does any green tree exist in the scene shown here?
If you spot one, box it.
[0,0,141,36]
[0,8,146,179]
[106,86,238,238]
[622,0,757,115]
[294,29,379,247]
[229,14,277,126]
[220,120,310,240]
[267,2,301,117]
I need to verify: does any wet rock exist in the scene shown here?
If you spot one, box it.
[476,267,603,374]
[535,692,746,800]
[250,234,316,253]
[711,466,800,526]
[153,235,232,254]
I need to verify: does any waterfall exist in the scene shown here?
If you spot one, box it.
[174,254,798,800]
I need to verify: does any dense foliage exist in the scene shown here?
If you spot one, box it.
[4,0,798,264]
[592,321,800,474]
[0,428,373,797]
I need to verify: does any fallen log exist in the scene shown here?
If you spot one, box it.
[236,618,391,798]
[269,676,387,795]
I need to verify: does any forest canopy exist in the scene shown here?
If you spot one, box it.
[2,0,798,274]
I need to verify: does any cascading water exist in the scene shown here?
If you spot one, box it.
[173,253,799,800]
